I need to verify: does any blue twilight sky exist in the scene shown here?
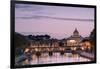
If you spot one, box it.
[15,4,94,39]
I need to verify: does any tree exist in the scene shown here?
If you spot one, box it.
[14,32,29,56]
[89,28,95,52]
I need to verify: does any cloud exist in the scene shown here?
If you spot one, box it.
[15,4,33,8]
[15,4,54,17]
[16,15,94,22]
[15,4,43,12]
[16,16,42,19]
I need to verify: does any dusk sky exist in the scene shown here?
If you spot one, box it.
[15,4,94,39]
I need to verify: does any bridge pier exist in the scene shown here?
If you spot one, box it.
[60,51,64,55]
[48,52,53,56]
[36,52,41,56]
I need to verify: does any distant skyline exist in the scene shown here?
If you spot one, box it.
[15,4,94,39]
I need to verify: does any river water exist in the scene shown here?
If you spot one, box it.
[22,53,91,65]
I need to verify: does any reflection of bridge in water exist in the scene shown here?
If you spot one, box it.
[15,45,94,65]
[24,45,94,60]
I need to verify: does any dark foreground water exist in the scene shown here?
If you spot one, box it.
[21,53,91,65]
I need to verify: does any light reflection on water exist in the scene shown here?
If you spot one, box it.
[24,53,91,65]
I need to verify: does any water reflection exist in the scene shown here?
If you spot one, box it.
[22,53,91,65]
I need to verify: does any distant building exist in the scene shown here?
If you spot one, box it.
[81,37,93,52]
[64,28,83,47]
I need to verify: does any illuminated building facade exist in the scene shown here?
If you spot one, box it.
[64,28,83,47]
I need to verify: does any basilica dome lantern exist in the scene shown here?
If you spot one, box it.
[73,28,79,36]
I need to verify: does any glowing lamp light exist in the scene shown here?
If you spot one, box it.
[24,48,29,53]
[69,40,76,43]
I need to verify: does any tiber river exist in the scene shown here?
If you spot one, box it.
[22,53,91,65]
